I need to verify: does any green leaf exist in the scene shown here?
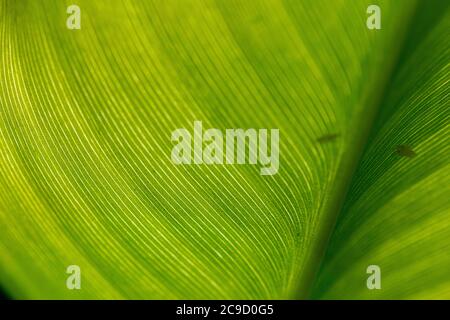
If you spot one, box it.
[0,0,448,299]
[312,2,450,299]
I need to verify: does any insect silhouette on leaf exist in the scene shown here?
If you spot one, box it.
[317,133,340,144]
[395,144,417,158]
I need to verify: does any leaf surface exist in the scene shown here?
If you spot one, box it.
[0,0,448,299]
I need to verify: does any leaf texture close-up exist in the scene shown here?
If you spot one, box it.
[0,0,449,299]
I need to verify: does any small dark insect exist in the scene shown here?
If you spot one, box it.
[395,144,417,158]
[317,133,340,143]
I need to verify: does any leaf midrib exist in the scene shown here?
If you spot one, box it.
[295,1,421,299]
